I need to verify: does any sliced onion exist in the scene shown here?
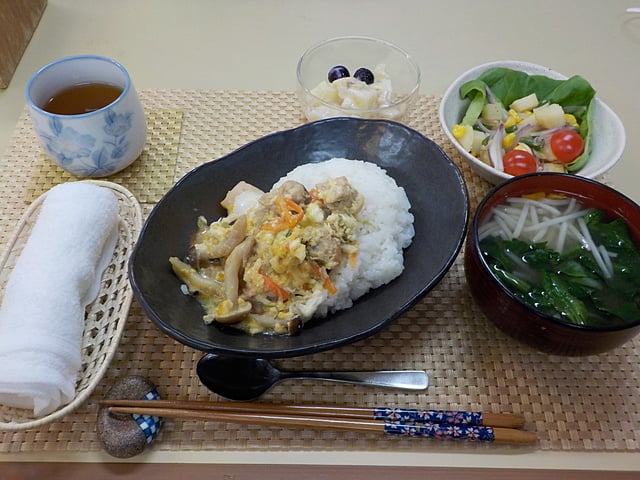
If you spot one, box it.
[488,125,505,171]
[512,123,535,145]
[506,197,563,216]
[577,217,612,279]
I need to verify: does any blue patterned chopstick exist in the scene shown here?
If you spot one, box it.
[373,407,484,426]
[104,399,535,444]
[107,400,523,428]
[383,421,495,441]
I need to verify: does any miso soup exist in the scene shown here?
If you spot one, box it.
[479,193,640,328]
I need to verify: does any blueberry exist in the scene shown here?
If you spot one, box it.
[354,67,374,85]
[328,65,350,83]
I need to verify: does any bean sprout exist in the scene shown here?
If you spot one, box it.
[482,195,613,279]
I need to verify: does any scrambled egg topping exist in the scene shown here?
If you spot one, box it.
[169,177,364,335]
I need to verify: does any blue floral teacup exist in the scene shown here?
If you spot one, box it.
[26,55,147,177]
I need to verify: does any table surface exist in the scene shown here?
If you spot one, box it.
[1,0,640,476]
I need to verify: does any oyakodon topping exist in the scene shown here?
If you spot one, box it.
[170,176,365,335]
[170,158,414,336]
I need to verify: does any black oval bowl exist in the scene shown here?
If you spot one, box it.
[465,172,640,356]
[129,117,469,358]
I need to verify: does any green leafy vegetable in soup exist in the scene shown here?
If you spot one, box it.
[453,67,596,176]
[479,194,640,327]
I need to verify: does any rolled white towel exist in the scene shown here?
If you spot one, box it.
[0,182,119,416]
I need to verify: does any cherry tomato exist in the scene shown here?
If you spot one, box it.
[550,130,585,163]
[503,149,538,176]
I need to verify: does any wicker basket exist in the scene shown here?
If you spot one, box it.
[0,180,142,430]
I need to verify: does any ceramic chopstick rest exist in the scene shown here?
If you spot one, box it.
[0,182,119,416]
[97,375,163,458]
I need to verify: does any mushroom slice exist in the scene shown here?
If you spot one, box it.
[223,236,255,302]
[214,236,256,324]
[286,317,303,335]
[194,214,247,261]
[214,298,252,324]
[169,257,221,296]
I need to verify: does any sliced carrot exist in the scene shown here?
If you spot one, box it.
[348,251,358,269]
[308,188,323,205]
[260,272,289,301]
[308,261,337,295]
[262,196,304,232]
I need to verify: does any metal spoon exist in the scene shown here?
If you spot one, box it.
[196,354,429,401]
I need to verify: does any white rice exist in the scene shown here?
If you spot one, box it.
[274,158,414,315]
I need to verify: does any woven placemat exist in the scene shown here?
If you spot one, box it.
[0,90,638,454]
[23,109,183,204]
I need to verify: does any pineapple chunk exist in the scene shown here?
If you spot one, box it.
[513,142,533,155]
[516,113,538,131]
[510,93,539,113]
[481,103,505,128]
[310,80,340,104]
[343,88,378,109]
[533,103,566,129]
[335,78,378,109]
[471,130,487,155]
[478,149,491,166]
[542,162,567,173]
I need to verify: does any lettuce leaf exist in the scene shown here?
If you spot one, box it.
[459,67,597,171]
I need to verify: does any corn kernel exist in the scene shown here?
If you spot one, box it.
[452,124,466,139]
[504,109,522,128]
[564,113,579,128]
[502,132,516,149]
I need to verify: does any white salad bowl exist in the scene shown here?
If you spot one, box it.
[438,60,626,185]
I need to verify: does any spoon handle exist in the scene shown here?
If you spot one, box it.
[280,370,429,391]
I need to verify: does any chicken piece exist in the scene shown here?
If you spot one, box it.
[313,177,364,214]
[251,181,310,235]
[302,224,342,269]
[272,180,310,205]
[221,181,264,213]
[257,181,309,218]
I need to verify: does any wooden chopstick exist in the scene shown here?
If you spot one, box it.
[102,400,535,444]
[103,399,525,428]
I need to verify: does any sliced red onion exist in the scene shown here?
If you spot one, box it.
[529,125,578,138]
[488,124,505,171]
[512,123,534,144]
[474,120,492,134]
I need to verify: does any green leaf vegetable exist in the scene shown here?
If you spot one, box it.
[481,210,640,327]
